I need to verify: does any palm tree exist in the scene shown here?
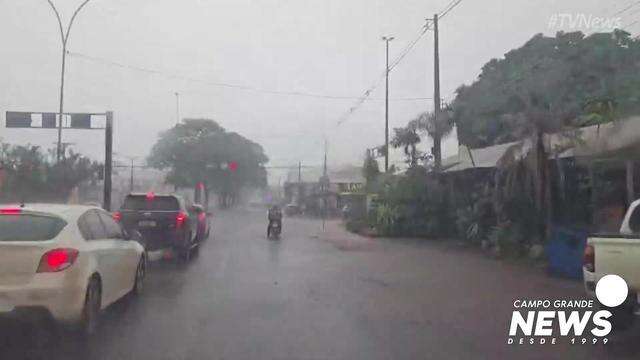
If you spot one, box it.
[391,122,422,168]
[413,109,455,169]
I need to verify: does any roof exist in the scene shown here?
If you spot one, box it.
[443,117,640,173]
[0,203,100,220]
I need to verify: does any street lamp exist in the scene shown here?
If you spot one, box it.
[45,0,92,162]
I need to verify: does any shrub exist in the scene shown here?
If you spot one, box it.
[488,222,526,258]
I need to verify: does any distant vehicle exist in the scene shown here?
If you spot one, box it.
[115,193,201,262]
[0,204,146,337]
[191,204,211,241]
[583,199,640,329]
[284,203,301,216]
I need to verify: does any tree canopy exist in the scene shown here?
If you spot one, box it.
[147,119,268,206]
[452,30,640,148]
[0,143,101,203]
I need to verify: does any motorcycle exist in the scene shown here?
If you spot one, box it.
[268,221,281,239]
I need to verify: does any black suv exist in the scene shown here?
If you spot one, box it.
[115,193,200,261]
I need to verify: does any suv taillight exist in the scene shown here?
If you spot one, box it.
[37,248,79,273]
[113,211,122,222]
[176,212,187,229]
[583,244,595,272]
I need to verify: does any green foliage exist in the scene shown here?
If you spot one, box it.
[375,203,399,236]
[147,119,268,207]
[412,109,455,141]
[455,196,493,243]
[345,218,368,234]
[362,150,380,188]
[391,122,422,168]
[0,144,101,203]
[488,223,525,258]
[370,170,452,238]
[453,30,639,148]
[485,194,541,257]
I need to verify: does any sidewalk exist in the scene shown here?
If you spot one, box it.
[315,219,379,251]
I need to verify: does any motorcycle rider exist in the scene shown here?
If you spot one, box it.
[267,205,283,236]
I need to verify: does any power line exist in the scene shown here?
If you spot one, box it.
[335,0,464,127]
[439,0,463,20]
[66,50,430,102]
[614,0,640,16]
[336,23,431,126]
[389,25,430,72]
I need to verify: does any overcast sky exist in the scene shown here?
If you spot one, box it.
[0,0,630,181]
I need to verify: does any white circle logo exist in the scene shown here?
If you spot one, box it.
[595,274,628,308]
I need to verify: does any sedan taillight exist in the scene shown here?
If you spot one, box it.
[37,248,79,273]
[583,244,595,272]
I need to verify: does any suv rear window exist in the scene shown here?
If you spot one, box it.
[122,195,180,211]
[0,214,67,242]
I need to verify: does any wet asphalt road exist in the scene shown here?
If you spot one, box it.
[1,208,640,359]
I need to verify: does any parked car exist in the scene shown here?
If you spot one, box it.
[0,204,146,336]
[115,193,200,261]
[583,198,640,329]
[191,204,211,241]
[284,203,301,216]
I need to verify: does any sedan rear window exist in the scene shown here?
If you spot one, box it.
[0,215,67,242]
[122,196,179,211]
[629,206,640,233]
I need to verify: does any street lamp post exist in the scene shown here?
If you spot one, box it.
[175,92,181,126]
[45,0,92,162]
[381,36,394,173]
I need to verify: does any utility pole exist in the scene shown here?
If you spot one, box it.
[432,14,442,170]
[323,139,328,178]
[382,36,394,173]
[321,138,329,231]
[103,111,113,211]
[46,0,92,162]
[129,158,135,192]
[175,92,181,126]
[297,161,302,207]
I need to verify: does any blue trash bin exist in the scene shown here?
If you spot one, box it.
[545,226,588,279]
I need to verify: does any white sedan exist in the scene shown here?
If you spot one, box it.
[0,204,146,336]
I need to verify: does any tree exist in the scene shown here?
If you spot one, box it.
[390,109,454,169]
[391,121,422,168]
[147,119,268,208]
[452,30,638,148]
[362,150,380,188]
[0,143,101,203]
[449,30,640,239]
[413,109,454,169]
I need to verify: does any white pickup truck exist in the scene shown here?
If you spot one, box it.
[583,199,640,328]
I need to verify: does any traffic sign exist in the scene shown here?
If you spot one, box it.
[5,111,106,129]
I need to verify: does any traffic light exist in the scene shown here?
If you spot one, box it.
[229,161,238,172]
